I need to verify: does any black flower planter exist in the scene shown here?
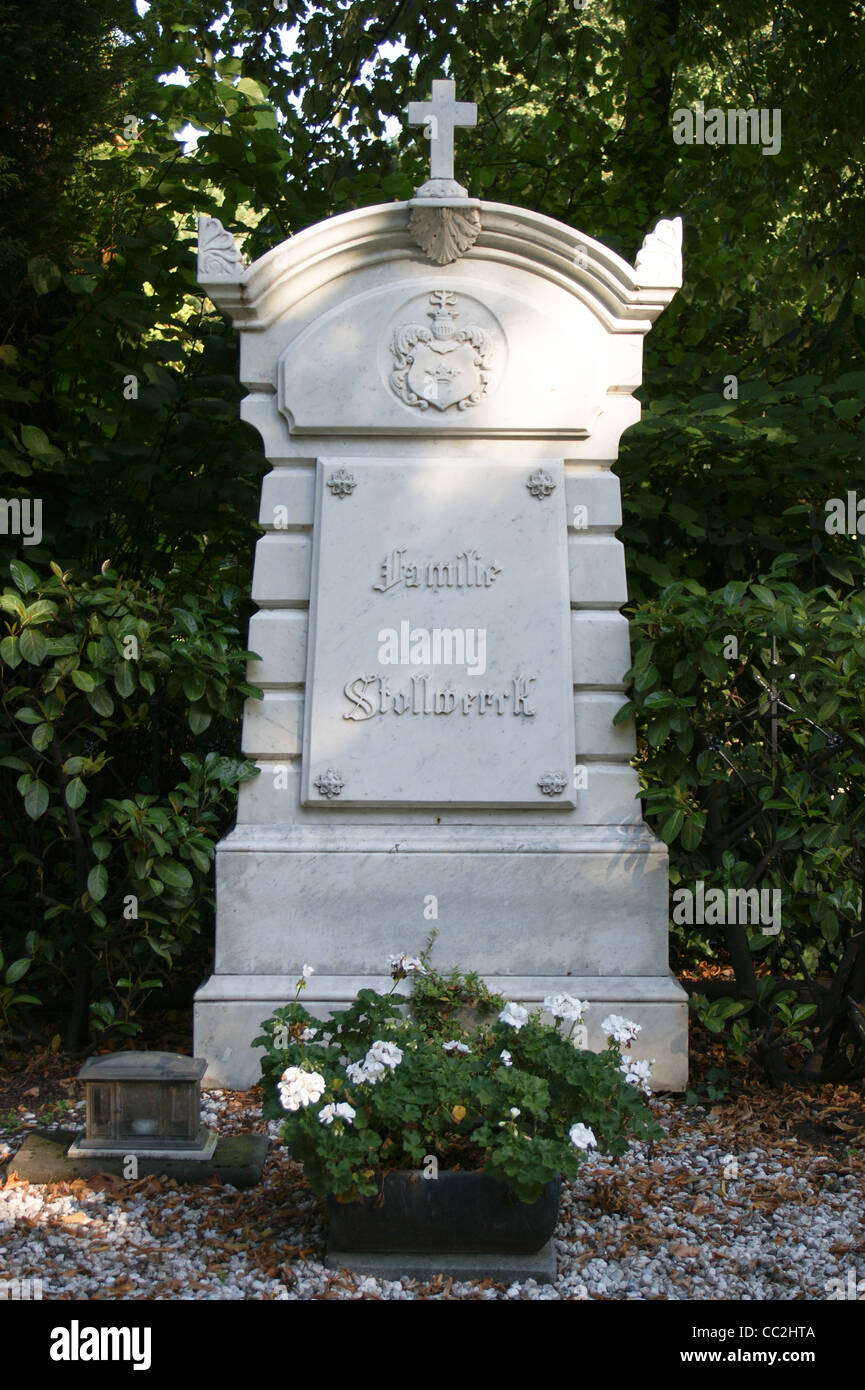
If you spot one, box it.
[327,1170,561,1254]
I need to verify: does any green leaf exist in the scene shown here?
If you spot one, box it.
[749,933,778,952]
[91,838,111,862]
[87,685,114,717]
[87,864,108,903]
[182,670,206,702]
[187,845,210,873]
[19,627,48,664]
[24,781,49,819]
[0,635,21,667]
[31,721,54,751]
[188,706,212,735]
[647,715,671,748]
[824,559,854,586]
[70,669,96,692]
[658,808,684,843]
[20,424,61,461]
[27,254,62,295]
[5,958,31,985]
[114,662,135,698]
[65,777,86,809]
[154,860,194,891]
[680,817,703,851]
[9,560,39,593]
[750,584,776,607]
[643,690,675,709]
[25,600,56,626]
[699,650,728,682]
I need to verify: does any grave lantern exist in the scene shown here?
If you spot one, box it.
[68,1051,216,1160]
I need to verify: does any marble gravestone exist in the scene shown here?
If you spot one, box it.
[193,79,689,1090]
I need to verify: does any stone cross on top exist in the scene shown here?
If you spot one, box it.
[407,78,477,197]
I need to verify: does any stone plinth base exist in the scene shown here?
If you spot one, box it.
[9,1131,267,1188]
[67,1125,217,1162]
[325,1239,557,1285]
[194,971,688,1091]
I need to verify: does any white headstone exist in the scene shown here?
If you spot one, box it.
[193,78,688,1090]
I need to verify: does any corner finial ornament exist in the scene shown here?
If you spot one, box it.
[197,216,246,281]
[634,216,683,289]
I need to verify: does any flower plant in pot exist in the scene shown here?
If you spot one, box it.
[254,944,662,1255]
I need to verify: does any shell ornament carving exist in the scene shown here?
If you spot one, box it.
[409,204,482,266]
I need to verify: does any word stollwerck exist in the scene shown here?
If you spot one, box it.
[343,673,537,720]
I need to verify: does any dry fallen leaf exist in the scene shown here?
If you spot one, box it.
[110,1280,136,1295]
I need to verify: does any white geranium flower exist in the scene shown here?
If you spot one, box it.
[442,1040,472,1055]
[601,1014,642,1046]
[367,1040,403,1070]
[302,964,315,979]
[498,1002,529,1031]
[620,1058,653,1096]
[345,1058,384,1086]
[543,993,589,1022]
[499,1050,513,1067]
[345,1040,402,1087]
[319,1102,356,1127]
[300,1027,318,1043]
[509,1107,521,1118]
[569,1122,598,1151]
[388,952,426,977]
[277,1066,326,1112]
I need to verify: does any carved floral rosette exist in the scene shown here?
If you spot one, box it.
[326,469,357,498]
[537,772,568,797]
[314,769,345,799]
[527,470,556,500]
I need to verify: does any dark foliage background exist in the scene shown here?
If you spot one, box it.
[0,0,862,1077]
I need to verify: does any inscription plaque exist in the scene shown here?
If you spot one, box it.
[303,459,576,806]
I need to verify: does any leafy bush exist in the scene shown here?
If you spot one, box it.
[0,558,261,1046]
[255,960,661,1205]
[618,556,865,1084]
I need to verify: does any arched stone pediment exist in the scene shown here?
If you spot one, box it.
[198,204,682,441]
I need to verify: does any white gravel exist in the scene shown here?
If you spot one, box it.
[0,1092,861,1300]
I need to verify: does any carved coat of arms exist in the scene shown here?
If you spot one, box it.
[390,290,491,411]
